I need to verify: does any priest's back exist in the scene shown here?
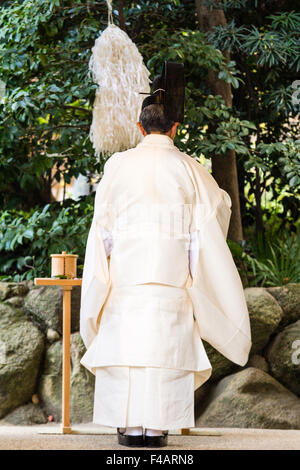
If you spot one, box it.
[100,133,197,289]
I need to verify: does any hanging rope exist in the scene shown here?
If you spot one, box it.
[106,0,114,25]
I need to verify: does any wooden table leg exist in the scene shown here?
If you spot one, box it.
[62,286,72,434]
[181,429,190,435]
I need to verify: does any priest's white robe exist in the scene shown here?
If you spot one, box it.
[79,133,252,428]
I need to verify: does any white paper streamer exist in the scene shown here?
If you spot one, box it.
[88,18,151,158]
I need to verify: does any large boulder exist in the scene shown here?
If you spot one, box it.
[0,302,45,418]
[24,285,81,335]
[24,286,61,333]
[267,283,300,328]
[246,354,269,373]
[0,281,29,301]
[38,332,94,423]
[196,367,300,429]
[265,320,300,397]
[202,341,239,382]
[244,287,283,354]
[0,403,47,425]
[4,296,25,309]
[194,381,212,420]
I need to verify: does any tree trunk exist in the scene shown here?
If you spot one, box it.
[195,0,243,242]
[118,0,126,32]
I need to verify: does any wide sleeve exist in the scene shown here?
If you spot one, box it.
[79,161,116,350]
[187,188,252,366]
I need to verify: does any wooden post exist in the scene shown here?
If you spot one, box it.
[62,286,72,434]
[181,428,190,435]
[34,278,82,435]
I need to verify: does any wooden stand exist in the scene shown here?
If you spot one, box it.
[34,278,82,434]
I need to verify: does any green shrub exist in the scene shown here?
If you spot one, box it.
[229,225,300,287]
[0,196,94,281]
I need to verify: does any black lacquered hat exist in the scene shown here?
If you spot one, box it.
[140,61,185,123]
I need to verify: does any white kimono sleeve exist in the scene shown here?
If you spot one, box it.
[79,165,114,351]
[187,188,252,366]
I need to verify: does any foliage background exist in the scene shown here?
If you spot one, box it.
[0,0,299,284]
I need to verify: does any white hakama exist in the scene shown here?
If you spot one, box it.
[82,282,212,430]
[93,366,198,430]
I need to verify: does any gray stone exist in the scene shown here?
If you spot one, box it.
[46,328,60,343]
[38,332,94,423]
[196,367,300,429]
[24,285,81,334]
[267,283,300,328]
[1,403,47,425]
[246,354,269,373]
[4,296,24,308]
[266,320,300,397]
[23,280,34,290]
[70,286,81,332]
[244,287,283,354]
[0,282,29,301]
[0,302,45,418]
[202,341,239,382]
[24,286,62,334]
[0,283,10,301]
[194,381,212,420]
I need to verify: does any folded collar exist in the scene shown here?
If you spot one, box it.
[137,133,175,147]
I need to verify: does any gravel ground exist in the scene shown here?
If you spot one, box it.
[0,423,299,450]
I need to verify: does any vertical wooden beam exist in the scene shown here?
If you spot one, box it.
[181,428,190,435]
[118,0,126,32]
[62,286,72,434]
[195,0,244,242]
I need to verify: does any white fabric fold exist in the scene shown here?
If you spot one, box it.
[100,226,113,257]
[186,192,252,366]
[188,231,200,279]
[79,156,121,352]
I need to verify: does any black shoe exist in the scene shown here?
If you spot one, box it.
[117,428,145,447]
[144,431,169,447]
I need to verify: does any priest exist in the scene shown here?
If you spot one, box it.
[79,61,252,448]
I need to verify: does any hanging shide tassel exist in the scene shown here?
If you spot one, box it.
[88,1,151,158]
